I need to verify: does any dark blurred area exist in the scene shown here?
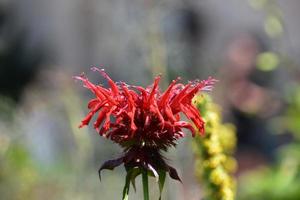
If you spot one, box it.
[0,0,300,199]
[0,3,45,102]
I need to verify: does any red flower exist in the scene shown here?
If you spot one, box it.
[75,67,216,182]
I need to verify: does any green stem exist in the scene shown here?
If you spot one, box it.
[142,169,149,200]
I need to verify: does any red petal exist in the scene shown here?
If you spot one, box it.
[100,106,117,136]
[74,75,106,101]
[181,83,205,105]
[150,102,165,126]
[95,85,117,105]
[121,83,137,132]
[93,107,109,132]
[91,67,120,96]
[80,102,105,128]
[88,98,99,109]
[147,75,161,108]
[180,104,204,135]
[159,78,179,107]
[164,104,176,123]
[170,83,192,112]
[79,111,94,128]
[174,121,196,137]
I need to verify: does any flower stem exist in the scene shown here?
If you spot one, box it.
[142,169,149,200]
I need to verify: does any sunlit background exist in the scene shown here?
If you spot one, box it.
[1,0,300,199]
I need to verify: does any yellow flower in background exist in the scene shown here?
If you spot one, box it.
[193,94,237,200]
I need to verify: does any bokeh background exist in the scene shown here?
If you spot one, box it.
[1,0,300,199]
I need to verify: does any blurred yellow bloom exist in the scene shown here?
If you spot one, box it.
[193,94,237,200]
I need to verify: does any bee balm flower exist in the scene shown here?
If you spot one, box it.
[75,67,216,191]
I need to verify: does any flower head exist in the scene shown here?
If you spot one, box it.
[75,67,216,183]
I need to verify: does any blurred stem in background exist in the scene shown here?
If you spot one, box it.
[193,94,237,200]
[144,0,168,88]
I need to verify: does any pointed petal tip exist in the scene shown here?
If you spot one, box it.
[207,76,219,83]
[199,129,205,137]
[91,67,107,77]
[98,168,102,182]
[154,74,162,82]
[90,66,101,71]
[73,73,89,83]
[99,157,124,173]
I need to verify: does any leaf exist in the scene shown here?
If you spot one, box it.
[158,170,166,200]
[167,165,182,183]
[98,157,124,180]
[122,172,131,200]
[129,167,142,192]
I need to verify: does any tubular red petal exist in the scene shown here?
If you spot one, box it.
[181,83,205,105]
[164,104,176,123]
[88,98,99,109]
[121,83,135,108]
[181,78,216,105]
[180,104,204,135]
[91,67,120,96]
[80,102,105,128]
[130,107,137,131]
[79,111,94,128]
[96,85,117,105]
[147,75,161,107]
[134,86,148,99]
[100,106,117,136]
[170,83,192,111]
[150,101,165,125]
[158,78,178,108]
[121,83,137,132]
[174,121,196,137]
[74,75,107,100]
[93,107,109,132]
[134,86,149,108]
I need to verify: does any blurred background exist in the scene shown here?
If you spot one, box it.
[0,0,300,199]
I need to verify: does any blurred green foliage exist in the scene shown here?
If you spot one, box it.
[256,52,279,71]
[240,1,300,198]
[0,91,124,200]
[238,86,300,200]
[248,0,284,38]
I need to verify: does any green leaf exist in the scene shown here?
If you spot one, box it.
[122,171,132,200]
[129,167,142,192]
[158,170,166,200]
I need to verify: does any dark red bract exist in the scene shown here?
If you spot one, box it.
[75,67,216,181]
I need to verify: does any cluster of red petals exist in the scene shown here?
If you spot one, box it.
[75,68,216,150]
